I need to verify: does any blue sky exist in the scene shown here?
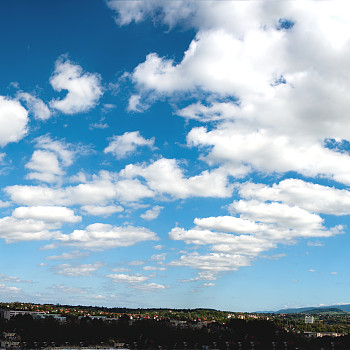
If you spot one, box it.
[1,0,350,312]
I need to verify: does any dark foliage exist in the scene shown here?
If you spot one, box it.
[0,314,348,349]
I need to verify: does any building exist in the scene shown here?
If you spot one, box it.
[33,313,67,323]
[305,315,314,324]
[0,310,66,323]
[0,310,45,320]
[304,332,344,338]
[0,332,21,349]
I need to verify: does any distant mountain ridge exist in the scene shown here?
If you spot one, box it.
[271,304,350,314]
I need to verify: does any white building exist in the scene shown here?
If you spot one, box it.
[0,310,45,320]
[305,315,314,324]
[0,310,66,323]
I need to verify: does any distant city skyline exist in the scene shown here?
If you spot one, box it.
[0,0,349,312]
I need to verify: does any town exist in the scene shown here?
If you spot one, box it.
[0,302,350,349]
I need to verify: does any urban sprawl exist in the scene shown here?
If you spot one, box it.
[0,303,350,349]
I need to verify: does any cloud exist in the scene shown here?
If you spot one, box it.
[169,207,342,276]
[51,285,107,301]
[127,94,149,112]
[50,56,103,114]
[82,204,123,216]
[238,179,350,216]
[121,158,234,199]
[46,250,90,260]
[229,200,326,233]
[26,150,63,183]
[176,101,240,123]
[25,136,76,183]
[202,283,215,287]
[125,2,350,139]
[168,182,344,279]
[5,185,69,206]
[123,2,350,187]
[106,273,151,284]
[143,266,166,271]
[12,206,81,223]
[130,27,285,96]
[35,136,75,167]
[57,223,158,250]
[0,201,10,208]
[133,282,166,292]
[5,171,154,206]
[0,217,60,243]
[104,131,155,159]
[89,121,109,130]
[106,272,165,292]
[127,260,145,266]
[187,124,350,185]
[17,92,51,120]
[51,284,87,294]
[106,0,195,28]
[0,206,108,245]
[169,252,252,276]
[140,205,163,220]
[170,227,275,255]
[0,96,28,147]
[150,253,166,261]
[40,243,58,250]
[53,262,104,276]
[181,272,217,283]
[307,241,324,247]
[6,159,233,208]
[114,179,155,202]
[0,273,32,283]
[194,216,262,234]
[261,253,286,260]
[112,1,350,143]
[0,283,21,293]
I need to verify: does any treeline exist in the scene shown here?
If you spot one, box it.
[0,303,232,322]
[1,314,350,349]
[0,302,221,314]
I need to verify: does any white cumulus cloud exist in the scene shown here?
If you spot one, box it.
[25,136,76,184]
[238,179,350,216]
[140,205,163,220]
[57,223,158,250]
[46,250,90,260]
[54,262,104,276]
[5,171,154,206]
[50,56,103,114]
[0,96,28,147]
[121,158,233,199]
[106,273,151,284]
[82,204,124,216]
[104,131,155,159]
[0,217,60,243]
[26,150,64,183]
[12,206,81,223]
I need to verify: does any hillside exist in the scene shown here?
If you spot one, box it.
[276,304,350,314]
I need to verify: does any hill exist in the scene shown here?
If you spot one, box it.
[275,304,350,314]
